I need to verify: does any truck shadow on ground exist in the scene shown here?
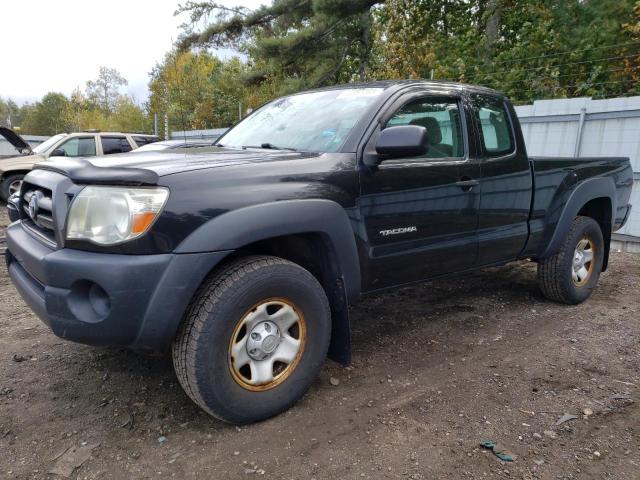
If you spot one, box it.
[49,261,542,429]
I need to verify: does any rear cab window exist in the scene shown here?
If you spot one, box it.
[471,94,515,157]
[101,136,133,155]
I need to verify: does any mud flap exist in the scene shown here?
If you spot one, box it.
[327,278,351,365]
[328,306,351,365]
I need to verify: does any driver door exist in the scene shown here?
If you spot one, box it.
[358,93,480,291]
[52,136,97,157]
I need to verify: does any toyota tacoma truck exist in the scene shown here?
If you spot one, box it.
[5,81,633,424]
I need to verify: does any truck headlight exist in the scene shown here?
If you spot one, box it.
[66,186,169,245]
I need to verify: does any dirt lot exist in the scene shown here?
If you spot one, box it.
[0,208,638,480]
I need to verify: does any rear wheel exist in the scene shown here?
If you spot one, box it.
[537,216,604,305]
[172,255,331,424]
[0,173,24,202]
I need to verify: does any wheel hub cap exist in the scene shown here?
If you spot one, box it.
[9,180,22,196]
[247,321,281,360]
[572,237,594,286]
[228,298,307,391]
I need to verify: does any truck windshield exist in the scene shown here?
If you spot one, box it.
[218,88,384,153]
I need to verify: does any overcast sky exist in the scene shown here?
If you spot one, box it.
[1,0,266,105]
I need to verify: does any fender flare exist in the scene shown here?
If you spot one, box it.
[175,199,361,302]
[538,176,616,259]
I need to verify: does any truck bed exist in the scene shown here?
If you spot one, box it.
[524,156,633,259]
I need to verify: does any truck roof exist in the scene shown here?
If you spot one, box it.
[71,131,158,136]
[307,79,503,97]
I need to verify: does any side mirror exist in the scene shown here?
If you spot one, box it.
[375,125,429,158]
[50,148,66,157]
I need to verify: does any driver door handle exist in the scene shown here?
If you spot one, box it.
[456,178,479,191]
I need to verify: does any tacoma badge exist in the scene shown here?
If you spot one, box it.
[379,226,418,237]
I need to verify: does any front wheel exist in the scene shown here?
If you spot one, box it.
[0,173,24,202]
[537,215,604,305]
[172,255,331,424]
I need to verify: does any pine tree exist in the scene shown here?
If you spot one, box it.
[176,0,383,92]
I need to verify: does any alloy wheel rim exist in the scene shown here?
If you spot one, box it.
[572,237,595,286]
[8,179,22,196]
[228,298,306,391]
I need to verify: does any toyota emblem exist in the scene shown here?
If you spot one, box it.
[28,194,39,221]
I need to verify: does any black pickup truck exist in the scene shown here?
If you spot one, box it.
[5,81,633,424]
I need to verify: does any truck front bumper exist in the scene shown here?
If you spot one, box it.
[6,222,230,351]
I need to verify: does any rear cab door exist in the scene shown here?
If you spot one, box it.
[469,93,533,265]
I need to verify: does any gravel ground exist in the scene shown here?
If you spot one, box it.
[0,206,639,479]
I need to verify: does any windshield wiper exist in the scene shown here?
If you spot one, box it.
[242,143,298,152]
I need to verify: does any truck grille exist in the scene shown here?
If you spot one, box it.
[20,183,56,244]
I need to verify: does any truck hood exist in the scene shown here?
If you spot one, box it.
[0,126,33,154]
[33,147,322,186]
[88,147,321,176]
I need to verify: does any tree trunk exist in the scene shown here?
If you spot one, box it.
[485,0,501,54]
[358,10,373,81]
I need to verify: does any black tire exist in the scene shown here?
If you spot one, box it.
[537,215,604,305]
[0,173,24,202]
[172,255,331,424]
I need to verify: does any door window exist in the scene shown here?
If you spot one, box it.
[56,137,96,157]
[386,97,464,158]
[133,136,159,147]
[101,136,133,154]
[472,96,515,156]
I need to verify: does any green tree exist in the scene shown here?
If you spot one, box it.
[2,68,151,135]
[86,67,128,112]
[148,0,640,126]
[111,96,151,132]
[149,50,219,130]
[20,93,72,135]
[621,1,640,86]
[0,97,24,128]
[148,50,265,129]
[370,0,639,103]
[176,0,383,93]
[626,1,640,39]
[66,89,150,133]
